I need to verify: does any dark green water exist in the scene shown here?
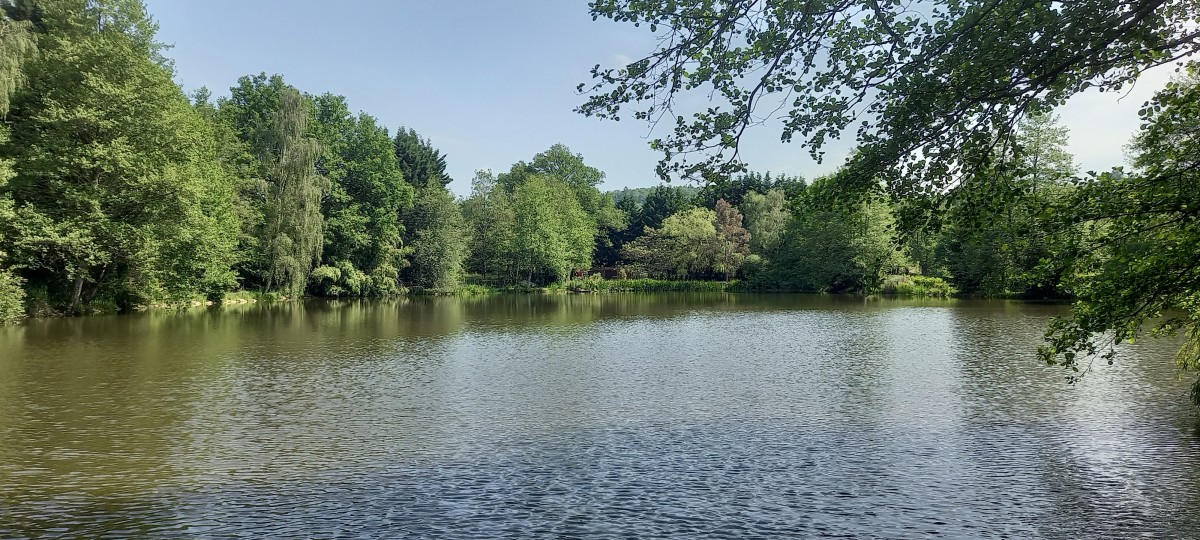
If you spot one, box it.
[1,294,1197,538]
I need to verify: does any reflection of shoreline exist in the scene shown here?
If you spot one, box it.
[6,291,1061,325]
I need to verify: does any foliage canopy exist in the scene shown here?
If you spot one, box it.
[580,0,1199,196]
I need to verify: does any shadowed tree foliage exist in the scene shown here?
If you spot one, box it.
[631,185,694,232]
[751,175,903,293]
[1040,64,1200,402]
[936,113,1079,298]
[611,184,699,206]
[695,171,805,208]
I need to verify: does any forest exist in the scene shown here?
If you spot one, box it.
[1,0,1198,398]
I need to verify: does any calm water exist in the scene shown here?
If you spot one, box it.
[1,294,1197,538]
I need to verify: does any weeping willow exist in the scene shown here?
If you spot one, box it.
[0,13,35,115]
[260,88,327,296]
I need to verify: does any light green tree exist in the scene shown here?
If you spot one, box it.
[624,207,719,279]
[499,144,623,267]
[462,170,517,282]
[510,175,594,284]
[1,0,239,312]
[0,8,35,322]
[741,189,790,257]
[1016,113,1077,190]
[757,176,902,293]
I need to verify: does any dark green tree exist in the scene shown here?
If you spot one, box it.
[632,185,694,233]
[936,114,1078,297]
[403,186,468,291]
[393,126,451,188]
[310,94,412,296]
[695,171,803,208]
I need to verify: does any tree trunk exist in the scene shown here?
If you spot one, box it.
[82,264,108,305]
[68,273,85,315]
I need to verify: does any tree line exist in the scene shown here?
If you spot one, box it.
[581,113,1078,299]
[0,0,1112,324]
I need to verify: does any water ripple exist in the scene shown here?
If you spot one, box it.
[1,295,1196,538]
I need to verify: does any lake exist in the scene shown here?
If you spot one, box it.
[1,294,1197,538]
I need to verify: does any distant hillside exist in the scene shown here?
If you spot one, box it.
[608,185,701,206]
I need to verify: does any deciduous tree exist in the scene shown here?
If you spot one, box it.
[1,0,239,311]
[257,88,326,296]
[1041,64,1200,401]
[712,199,750,280]
[403,186,468,290]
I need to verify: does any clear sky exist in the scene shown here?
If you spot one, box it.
[144,0,1176,197]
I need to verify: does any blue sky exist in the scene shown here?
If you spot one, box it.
[145,0,1174,197]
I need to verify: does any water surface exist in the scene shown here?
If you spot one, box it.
[1,294,1197,538]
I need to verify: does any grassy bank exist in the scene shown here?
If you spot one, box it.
[548,277,736,293]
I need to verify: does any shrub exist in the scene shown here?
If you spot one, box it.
[879,275,957,297]
[0,268,25,324]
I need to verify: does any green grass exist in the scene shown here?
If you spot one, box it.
[436,283,499,296]
[218,290,262,303]
[878,275,957,297]
[548,276,736,293]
